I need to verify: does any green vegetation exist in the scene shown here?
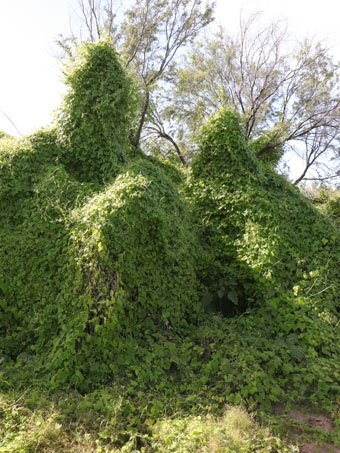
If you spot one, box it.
[0,41,202,391]
[0,390,302,452]
[57,40,136,182]
[0,130,10,140]
[305,185,340,229]
[1,40,339,451]
[191,110,340,317]
[0,130,15,146]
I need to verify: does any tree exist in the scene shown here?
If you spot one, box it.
[164,14,340,183]
[57,0,214,156]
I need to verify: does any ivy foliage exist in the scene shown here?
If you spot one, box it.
[0,129,94,360]
[190,109,340,317]
[47,157,202,389]
[1,41,340,435]
[56,39,136,182]
[0,41,202,390]
[184,110,340,411]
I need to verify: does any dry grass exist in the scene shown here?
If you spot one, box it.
[152,405,297,452]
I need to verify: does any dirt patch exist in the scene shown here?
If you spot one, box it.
[289,409,334,432]
[288,409,340,453]
[298,441,340,452]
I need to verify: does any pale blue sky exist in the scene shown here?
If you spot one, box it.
[1,0,340,137]
[216,0,340,47]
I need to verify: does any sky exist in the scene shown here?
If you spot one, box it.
[1,0,340,137]
[216,0,340,48]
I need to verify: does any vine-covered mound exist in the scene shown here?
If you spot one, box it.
[1,40,339,414]
[0,131,201,389]
[0,40,202,390]
[186,110,340,408]
[56,39,136,182]
[191,110,340,317]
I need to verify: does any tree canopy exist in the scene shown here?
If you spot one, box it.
[162,15,340,183]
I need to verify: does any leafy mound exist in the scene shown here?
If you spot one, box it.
[1,42,340,444]
[56,40,136,182]
[0,41,201,390]
[191,110,340,317]
[0,136,201,391]
[187,110,340,409]
[48,157,201,388]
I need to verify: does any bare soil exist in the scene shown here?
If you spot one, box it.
[288,409,340,453]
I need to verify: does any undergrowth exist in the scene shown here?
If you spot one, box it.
[0,388,300,452]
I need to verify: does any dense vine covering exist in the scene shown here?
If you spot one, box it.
[190,110,340,317]
[0,41,202,389]
[1,41,340,450]
[56,40,136,182]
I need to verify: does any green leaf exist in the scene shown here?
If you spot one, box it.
[227,290,238,305]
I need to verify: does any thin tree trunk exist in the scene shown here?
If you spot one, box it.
[132,91,150,150]
[161,132,186,165]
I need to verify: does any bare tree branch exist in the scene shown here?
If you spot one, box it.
[0,111,22,137]
[169,12,340,182]
[145,102,187,164]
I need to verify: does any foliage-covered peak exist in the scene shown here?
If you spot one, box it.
[56,40,136,183]
[192,110,260,180]
[190,108,340,319]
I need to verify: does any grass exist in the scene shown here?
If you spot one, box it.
[0,390,298,452]
[151,406,298,452]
